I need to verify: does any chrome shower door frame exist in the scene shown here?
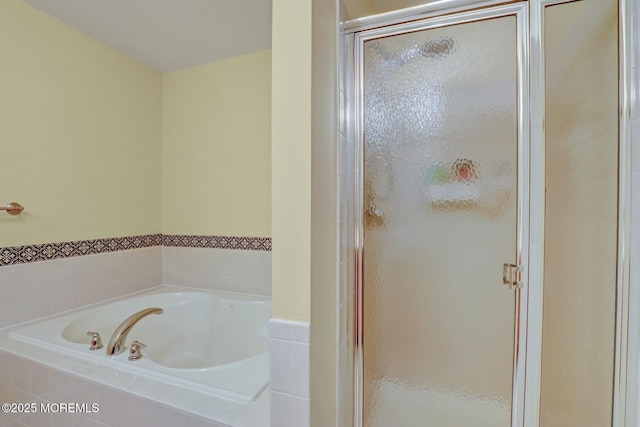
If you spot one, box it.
[348,2,531,426]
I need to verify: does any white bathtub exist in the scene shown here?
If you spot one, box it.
[7,286,271,403]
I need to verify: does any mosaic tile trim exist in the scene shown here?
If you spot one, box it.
[0,234,163,267]
[163,234,272,251]
[0,234,272,267]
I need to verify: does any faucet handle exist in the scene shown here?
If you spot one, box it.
[86,332,103,350]
[128,340,147,361]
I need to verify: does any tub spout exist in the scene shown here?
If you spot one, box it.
[106,308,163,356]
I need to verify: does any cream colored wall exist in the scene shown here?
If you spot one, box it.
[0,0,162,247]
[272,0,341,423]
[343,0,418,19]
[344,0,374,19]
[162,50,271,237]
[271,0,312,322]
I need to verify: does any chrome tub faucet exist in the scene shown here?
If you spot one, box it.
[106,308,163,356]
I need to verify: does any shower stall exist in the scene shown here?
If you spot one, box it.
[342,0,630,426]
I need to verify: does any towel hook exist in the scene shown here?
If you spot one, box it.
[1,202,24,216]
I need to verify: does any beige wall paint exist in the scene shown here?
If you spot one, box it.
[344,0,462,20]
[344,0,374,19]
[271,0,313,322]
[272,0,341,422]
[0,0,162,247]
[0,0,272,247]
[162,50,272,237]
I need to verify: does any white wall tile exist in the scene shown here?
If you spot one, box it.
[293,324,310,344]
[0,243,272,426]
[188,415,228,427]
[270,391,294,427]
[100,279,124,301]
[50,288,77,315]
[190,400,238,424]
[49,370,74,401]
[29,363,50,399]
[97,385,130,427]
[0,267,19,303]
[3,353,234,427]
[269,319,310,427]
[72,378,99,419]
[51,412,79,427]
[76,283,103,307]
[229,414,269,427]
[293,343,310,398]
[19,294,50,323]
[0,351,12,385]
[76,255,103,287]
[163,247,271,297]
[126,395,190,427]
[293,396,311,427]
[122,275,142,295]
[49,258,79,292]
[11,356,30,392]
[0,246,162,332]
[100,251,123,282]
[269,319,294,341]
[22,398,51,427]
[74,414,105,427]
[0,301,19,329]
[236,387,270,422]
[270,339,294,393]
[18,267,49,299]
[122,247,162,278]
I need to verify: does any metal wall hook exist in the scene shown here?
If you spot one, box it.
[1,202,24,216]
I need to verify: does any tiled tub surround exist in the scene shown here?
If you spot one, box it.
[9,286,271,402]
[0,233,272,329]
[163,247,271,297]
[0,348,270,427]
[0,234,273,426]
[268,319,310,427]
[0,247,163,329]
[0,287,271,427]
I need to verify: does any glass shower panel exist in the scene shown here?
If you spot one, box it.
[540,1,619,426]
[362,16,518,427]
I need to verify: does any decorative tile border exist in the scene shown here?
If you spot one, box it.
[0,234,272,267]
[163,234,272,251]
[0,234,163,267]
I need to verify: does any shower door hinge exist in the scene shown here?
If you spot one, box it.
[503,263,524,289]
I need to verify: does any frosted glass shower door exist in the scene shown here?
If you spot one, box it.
[360,9,523,427]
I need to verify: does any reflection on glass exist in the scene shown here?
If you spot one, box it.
[362,15,518,426]
[540,1,619,427]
